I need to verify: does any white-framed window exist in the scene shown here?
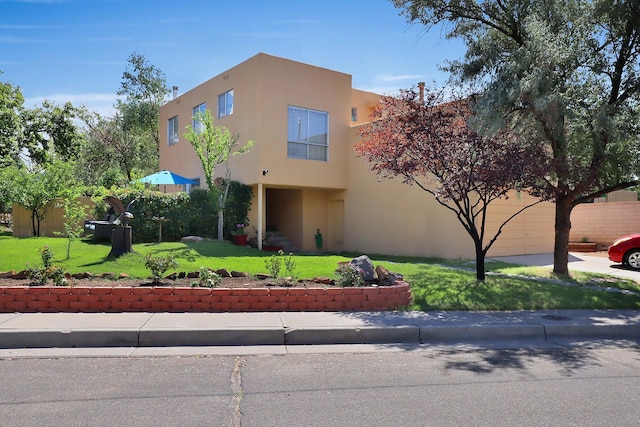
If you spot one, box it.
[287,106,328,161]
[218,89,234,118]
[192,102,207,134]
[168,115,179,145]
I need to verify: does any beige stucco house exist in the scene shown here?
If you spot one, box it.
[159,53,554,258]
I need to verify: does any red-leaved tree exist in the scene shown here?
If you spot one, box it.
[356,87,551,280]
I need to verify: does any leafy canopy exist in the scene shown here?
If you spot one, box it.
[356,86,549,280]
[391,0,640,274]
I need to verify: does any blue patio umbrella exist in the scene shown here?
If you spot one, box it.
[136,170,197,185]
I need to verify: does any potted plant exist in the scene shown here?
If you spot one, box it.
[231,223,248,246]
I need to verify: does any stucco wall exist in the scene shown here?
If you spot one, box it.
[158,53,557,259]
[570,201,640,245]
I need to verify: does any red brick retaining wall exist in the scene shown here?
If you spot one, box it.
[0,282,412,313]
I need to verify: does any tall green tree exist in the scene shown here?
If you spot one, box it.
[77,53,168,185]
[184,109,253,241]
[0,74,25,168]
[0,161,75,236]
[21,100,84,165]
[1,73,83,168]
[392,0,640,274]
[81,110,156,183]
[116,52,169,163]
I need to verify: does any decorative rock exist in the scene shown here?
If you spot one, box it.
[312,277,333,285]
[181,236,204,243]
[216,268,231,277]
[165,272,177,280]
[255,273,271,280]
[11,270,29,280]
[388,272,403,284]
[178,271,186,279]
[375,265,389,284]
[349,255,376,282]
[72,272,92,279]
[0,271,15,279]
[375,265,403,286]
[99,272,114,279]
[119,273,130,279]
[187,271,199,278]
[231,270,248,278]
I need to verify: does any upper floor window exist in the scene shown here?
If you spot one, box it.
[218,89,234,118]
[287,106,328,161]
[192,103,207,134]
[168,115,179,146]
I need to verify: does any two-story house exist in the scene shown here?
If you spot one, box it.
[159,53,554,258]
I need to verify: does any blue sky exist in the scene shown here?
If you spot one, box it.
[0,0,464,116]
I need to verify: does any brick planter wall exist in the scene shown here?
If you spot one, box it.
[0,282,412,313]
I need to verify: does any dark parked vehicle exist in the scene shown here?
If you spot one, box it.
[608,234,640,270]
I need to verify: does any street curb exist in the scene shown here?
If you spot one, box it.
[0,329,139,348]
[1,323,639,349]
[138,328,285,347]
[284,325,420,345]
[544,323,640,340]
[1,310,638,349]
[420,324,546,342]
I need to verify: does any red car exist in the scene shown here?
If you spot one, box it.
[608,234,640,269]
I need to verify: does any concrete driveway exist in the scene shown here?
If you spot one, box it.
[490,251,640,282]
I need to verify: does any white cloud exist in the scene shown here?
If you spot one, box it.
[25,92,117,117]
[376,74,424,83]
[358,85,403,96]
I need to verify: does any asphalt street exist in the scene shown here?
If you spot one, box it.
[1,347,639,426]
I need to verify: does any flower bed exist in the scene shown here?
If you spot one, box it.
[0,281,412,313]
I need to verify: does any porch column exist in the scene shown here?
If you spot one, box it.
[257,183,263,251]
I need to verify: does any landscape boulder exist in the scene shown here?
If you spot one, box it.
[349,255,376,282]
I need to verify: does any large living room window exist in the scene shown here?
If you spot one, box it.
[168,115,179,146]
[218,90,234,118]
[287,106,328,161]
[192,102,206,134]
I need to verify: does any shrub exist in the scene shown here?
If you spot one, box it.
[192,266,221,288]
[264,251,282,280]
[26,246,68,286]
[264,250,297,284]
[144,254,179,284]
[335,264,365,287]
[91,183,252,243]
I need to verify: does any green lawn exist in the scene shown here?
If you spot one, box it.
[1,231,639,311]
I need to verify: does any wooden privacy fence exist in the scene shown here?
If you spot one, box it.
[12,197,95,237]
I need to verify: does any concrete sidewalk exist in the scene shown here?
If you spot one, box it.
[0,310,638,350]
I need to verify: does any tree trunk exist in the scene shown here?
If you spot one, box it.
[475,241,486,281]
[217,208,224,241]
[32,210,41,237]
[216,173,231,241]
[31,210,37,237]
[553,195,574,275]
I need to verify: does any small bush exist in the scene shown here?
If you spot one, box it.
[26,246,68,286]
[40,246,53,269]
[192,267,221,288]
[335,264,365,287]
[264,250,298,284]
[144,254,179,284]
[264,251,282,280]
